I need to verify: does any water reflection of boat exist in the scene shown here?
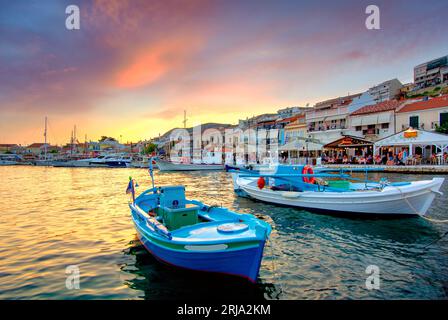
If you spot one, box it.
[121,238,278,300]
[127,179,271,282]
[230,164,444,217]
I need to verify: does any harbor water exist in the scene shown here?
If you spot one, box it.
[0,166,447,300]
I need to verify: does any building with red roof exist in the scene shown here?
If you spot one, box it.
[348,100,403,141]
[396,95,448,131]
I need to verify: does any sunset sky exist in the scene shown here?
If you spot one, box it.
[0,0,447,145]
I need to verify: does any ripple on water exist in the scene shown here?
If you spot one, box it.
[0,166,447,299]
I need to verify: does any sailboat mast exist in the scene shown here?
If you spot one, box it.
[44,116,48,161]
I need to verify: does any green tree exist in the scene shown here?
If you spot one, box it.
[435,123,448,134]
[143,143,157,155]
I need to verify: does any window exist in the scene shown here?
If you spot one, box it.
[409,116,419,129]
[381,123,389,129]
[356,126,362,131]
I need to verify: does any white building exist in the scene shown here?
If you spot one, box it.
[414,55,448,90]
[306,92,375,144]
[368,78,403,103]
[277,106,310,118]
[396,95,448,131]
[347,100,401,141]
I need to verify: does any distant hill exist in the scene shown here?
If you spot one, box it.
[159,123,234,139]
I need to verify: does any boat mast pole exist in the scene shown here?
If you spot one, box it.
[44,116,48,161]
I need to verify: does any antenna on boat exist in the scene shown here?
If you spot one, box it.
[149,157,155,192]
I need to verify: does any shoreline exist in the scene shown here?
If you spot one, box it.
[3,163,448,173]
[323,164,448,174]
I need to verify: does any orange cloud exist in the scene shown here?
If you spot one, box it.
[114,37,204,88]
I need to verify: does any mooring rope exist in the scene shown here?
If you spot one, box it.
[390,183,448,223]
[267,238,278,276]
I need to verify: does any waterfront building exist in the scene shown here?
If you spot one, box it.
[0,144,21,154]
[347,100,402,141]
[284,115,307,143]
[368,78,403,103]
[306,92,375,144]
[26,143,50,155]
[414,55,448,90]
[399,83,416,98]
[396,95,448,131]
[277,106,311,118]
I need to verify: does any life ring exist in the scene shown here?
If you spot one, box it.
[302,165,316,184]
[257,177,266,189]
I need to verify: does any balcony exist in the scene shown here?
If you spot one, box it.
[306,106,349,121]
[308,125,346,132]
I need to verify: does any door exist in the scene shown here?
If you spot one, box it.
[440,112,448,127]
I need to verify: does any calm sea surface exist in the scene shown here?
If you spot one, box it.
[1,166,448,300]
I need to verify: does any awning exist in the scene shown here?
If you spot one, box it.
[377,112,392,124]
[324,135,373,149]
[351,117,363,126]
[307,116,326,122]
[325,114,346,121]
[374,129,448,147]
[279,139,323,151]
[426,68,440,75]
[360,114,379,125]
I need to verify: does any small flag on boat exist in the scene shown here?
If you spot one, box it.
[126,177,135,203]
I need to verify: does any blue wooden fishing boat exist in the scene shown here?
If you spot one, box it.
[126,170,271,282]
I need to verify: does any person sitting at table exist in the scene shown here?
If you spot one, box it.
[386,156,395,166]
[395,154,405,166]
[342,155,349,164]
[430,153,437,165]
[402,148,408,164]
[374,155,382,165]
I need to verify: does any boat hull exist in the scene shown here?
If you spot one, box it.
[131,214,266,282]
[235,176,444,216]
[157,160,224,171]
[136,229,265,282]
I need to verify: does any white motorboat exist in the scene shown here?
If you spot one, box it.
[53,154,132,168]
[0,154,27,166]
[231,165,444,217]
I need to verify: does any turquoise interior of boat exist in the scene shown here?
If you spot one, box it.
[133,186,271,242]
[242,165,412,193]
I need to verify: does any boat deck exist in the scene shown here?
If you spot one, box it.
[171,221,259,244]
